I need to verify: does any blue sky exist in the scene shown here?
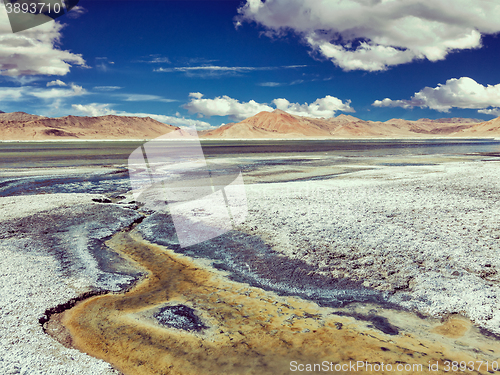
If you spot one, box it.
[1,0,500,129]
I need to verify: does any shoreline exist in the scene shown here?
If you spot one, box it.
[0,136,499,142]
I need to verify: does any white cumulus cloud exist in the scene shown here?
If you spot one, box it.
[129,113,212,130]
[273,96,353,118]
[65,5,87,19]
[478,108,500,117]
[189,92,204,99]
[184,93,274,120]
[47,80,67,87]
[185,93,353,120]
[0,83,86,114]
[373,77,500,113]
[0,87,24,101]
[0,4,86,76]
[31,83,86,99]
[0,84,86,102]
[71,103,116,117]
[236,0,500,71]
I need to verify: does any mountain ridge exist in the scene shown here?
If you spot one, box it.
[0,112,180,140]
[0,111,497,140]
[200,111,490,139]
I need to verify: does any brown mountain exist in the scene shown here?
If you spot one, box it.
[202,109,331,138]
[201,110,489,139]
[0,110,496,141]
[416,117,483,124]
[0,111,46,122]
[449,116,500,136]
[0,113,180,140]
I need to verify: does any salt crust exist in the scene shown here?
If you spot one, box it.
[0,194,140,375]
[2,161,500,372]
[242,161,500,334]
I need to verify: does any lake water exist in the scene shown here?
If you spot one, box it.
[1,139,500,196]
[1,139,500,169]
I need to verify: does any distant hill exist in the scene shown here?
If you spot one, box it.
[416,117,483,124]
[0,111,46,122]
[201,110,489,139]
[450,116,500,136]
[0,110,497,141]
[0,112,180,140]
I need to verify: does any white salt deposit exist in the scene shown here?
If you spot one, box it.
[3,159,500,374]
[0,194,140,374]
[241,160,500,334]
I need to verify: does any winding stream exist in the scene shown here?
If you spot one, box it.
[57,227,500,375]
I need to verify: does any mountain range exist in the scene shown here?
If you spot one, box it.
[1,110,499,140]
[200,109,494,138]
[0,112,179,140]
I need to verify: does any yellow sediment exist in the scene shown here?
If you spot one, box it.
[61,230,500,374]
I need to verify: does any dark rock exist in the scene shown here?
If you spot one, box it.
[331,311,399,335]
[92,198,112,204]
[154,305,207,332]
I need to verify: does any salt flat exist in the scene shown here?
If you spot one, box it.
[2,153,500,373]
[241,160,500,334]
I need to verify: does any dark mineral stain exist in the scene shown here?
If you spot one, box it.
[39,290,107,330]
[92,197,112,203]
[154,305,207,332]
[135,212,398,310]
[331,311,399,335]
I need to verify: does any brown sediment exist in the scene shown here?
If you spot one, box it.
[60,230,500,375]
[432,316,470,339]
[44,312,74,348]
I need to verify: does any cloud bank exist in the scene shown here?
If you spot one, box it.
[184,93,273,120]
[185,93,353,120]
[0,82,86,102]
[71,103,212,130]
[236,0,500,71]
[373,77,500,114]
[72,103,116,117]
[0,4,86,76]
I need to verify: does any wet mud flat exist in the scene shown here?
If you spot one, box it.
[58,228,500,374]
